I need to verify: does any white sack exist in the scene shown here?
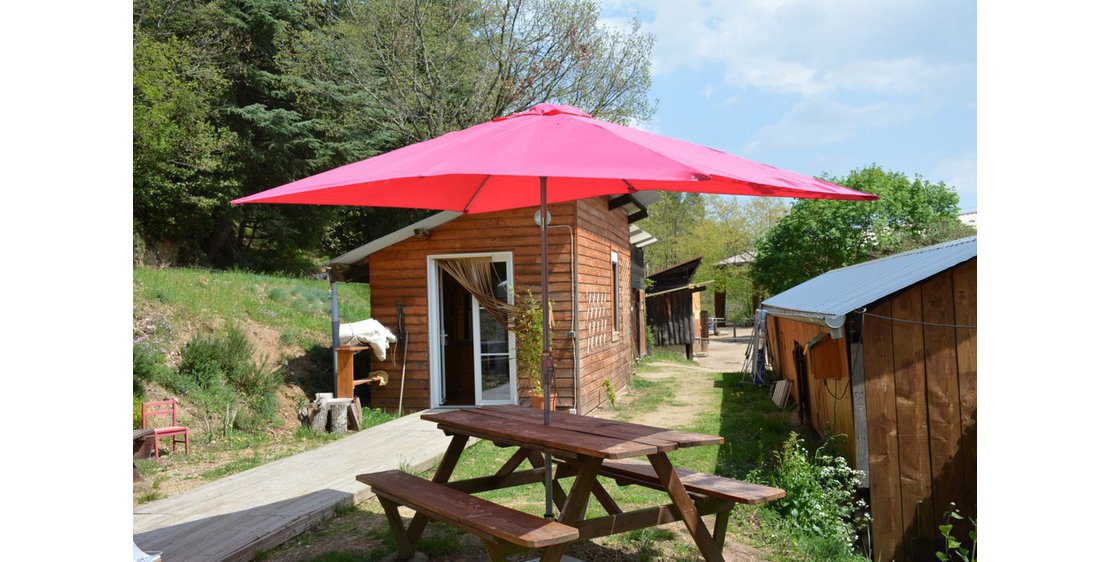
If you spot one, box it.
[339,318,397,360]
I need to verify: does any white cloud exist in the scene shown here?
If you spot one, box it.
[602,0,970,99]
[743,98,915,152]
[933,153,978,212]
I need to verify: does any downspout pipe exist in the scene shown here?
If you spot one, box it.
[548,224,579,414]
[328,268,340,395]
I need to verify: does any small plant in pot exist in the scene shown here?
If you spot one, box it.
[510,290,554,409]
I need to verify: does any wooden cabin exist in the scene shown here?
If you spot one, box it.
[645,257,708,359]
[326,194,658,415]
[762,236,977,562]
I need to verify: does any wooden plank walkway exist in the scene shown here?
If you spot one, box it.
[134,410,467,562]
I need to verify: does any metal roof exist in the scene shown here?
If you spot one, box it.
[327,211,462,265]
[762,236,977,329]
[716,250,756,267]
[629,224,659,248]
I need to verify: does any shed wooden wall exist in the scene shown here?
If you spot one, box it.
[863,259,977,562]
[574,198,633,414]
[365,203,577,412]
[767,316,855,464]
[765,258,977,562]
[645,289,696,346]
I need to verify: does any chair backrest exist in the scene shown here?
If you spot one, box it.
[142,399,178,429]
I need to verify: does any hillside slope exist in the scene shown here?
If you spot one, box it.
[132,266,379,501]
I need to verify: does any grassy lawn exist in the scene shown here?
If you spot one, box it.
[134,265,371,351]
[262,360,868,561]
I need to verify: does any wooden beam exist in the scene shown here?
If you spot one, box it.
[850,337,870,482]
[445,468,548,494]
[608,194,634,210]
[573,498,732,541]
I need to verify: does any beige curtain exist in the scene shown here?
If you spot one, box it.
[437,257,515,327]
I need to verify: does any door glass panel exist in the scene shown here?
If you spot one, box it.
[479,261,512,403]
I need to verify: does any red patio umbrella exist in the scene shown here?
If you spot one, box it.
[232,103,876,517]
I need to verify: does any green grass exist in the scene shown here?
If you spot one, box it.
[637,348,698,366]
[134,266,371,350]
[261,364,865,561]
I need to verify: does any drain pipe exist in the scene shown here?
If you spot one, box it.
[548,224,579,414]
[328,268,340,395]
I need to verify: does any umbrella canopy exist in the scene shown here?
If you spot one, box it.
[233,102,876,520]
[232,103,876,209]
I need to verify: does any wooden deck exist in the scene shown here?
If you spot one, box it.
[134,410,468,562]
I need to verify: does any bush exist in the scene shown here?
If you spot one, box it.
[133,341,171,397]
[747,432,868,557]
[176,325,281,436]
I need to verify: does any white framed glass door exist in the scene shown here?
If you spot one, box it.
[473,260,514,405]
[427,252,516,407]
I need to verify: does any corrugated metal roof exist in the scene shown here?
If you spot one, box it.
[762,236,977,328]
[629,224,659,248]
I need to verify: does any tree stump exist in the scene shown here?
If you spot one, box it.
[329,401,349,434]
[309,403,329,432]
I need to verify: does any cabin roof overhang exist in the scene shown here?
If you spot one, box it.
[325,192,659,283]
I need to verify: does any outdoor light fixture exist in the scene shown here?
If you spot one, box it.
[413,227,431,239]
[534,210,551,226]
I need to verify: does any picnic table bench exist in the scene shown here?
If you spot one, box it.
[358,470,578,561]
[357,405,784,562]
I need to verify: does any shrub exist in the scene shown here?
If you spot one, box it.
[176,325,281,436]
[509,289,544,397]
[133,341,171,397]
[133,396,144,429]
[937,503,977,562]
[747,432,868,557]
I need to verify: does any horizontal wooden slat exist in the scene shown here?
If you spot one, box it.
[599,459,785,505]
[422,409,659,459]
[357,470,578,548]
[478,405,723,449]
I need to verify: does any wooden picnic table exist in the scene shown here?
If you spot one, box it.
[359,405,784,562]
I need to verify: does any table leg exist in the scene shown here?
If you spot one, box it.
[540,456,603,562]
[406,434,468,546]
[378,496,416,559]
[713,504,733,551]
[647,453,725,562]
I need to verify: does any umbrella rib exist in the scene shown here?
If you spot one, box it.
[462,175,493,213]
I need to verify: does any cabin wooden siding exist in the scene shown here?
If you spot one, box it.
[365,203,577,412]
[767,315,855,465]
[767,258,976,562]
[363,197,633,415]
[573,198,633,414]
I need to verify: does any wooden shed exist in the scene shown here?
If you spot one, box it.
[644,257,708,360]
[326,194,658,415]
[761,236,977,562]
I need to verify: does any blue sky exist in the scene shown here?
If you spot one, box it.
[600,0,977,211]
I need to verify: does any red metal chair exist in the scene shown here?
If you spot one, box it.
[141,399,189,459]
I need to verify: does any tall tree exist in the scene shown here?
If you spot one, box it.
[133,0,656,270]
[750,165,974,295]
[279,0,656,256]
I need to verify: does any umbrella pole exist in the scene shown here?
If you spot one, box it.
[540,176,555,519]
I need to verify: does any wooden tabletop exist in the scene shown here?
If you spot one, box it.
[422,405,723,460]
